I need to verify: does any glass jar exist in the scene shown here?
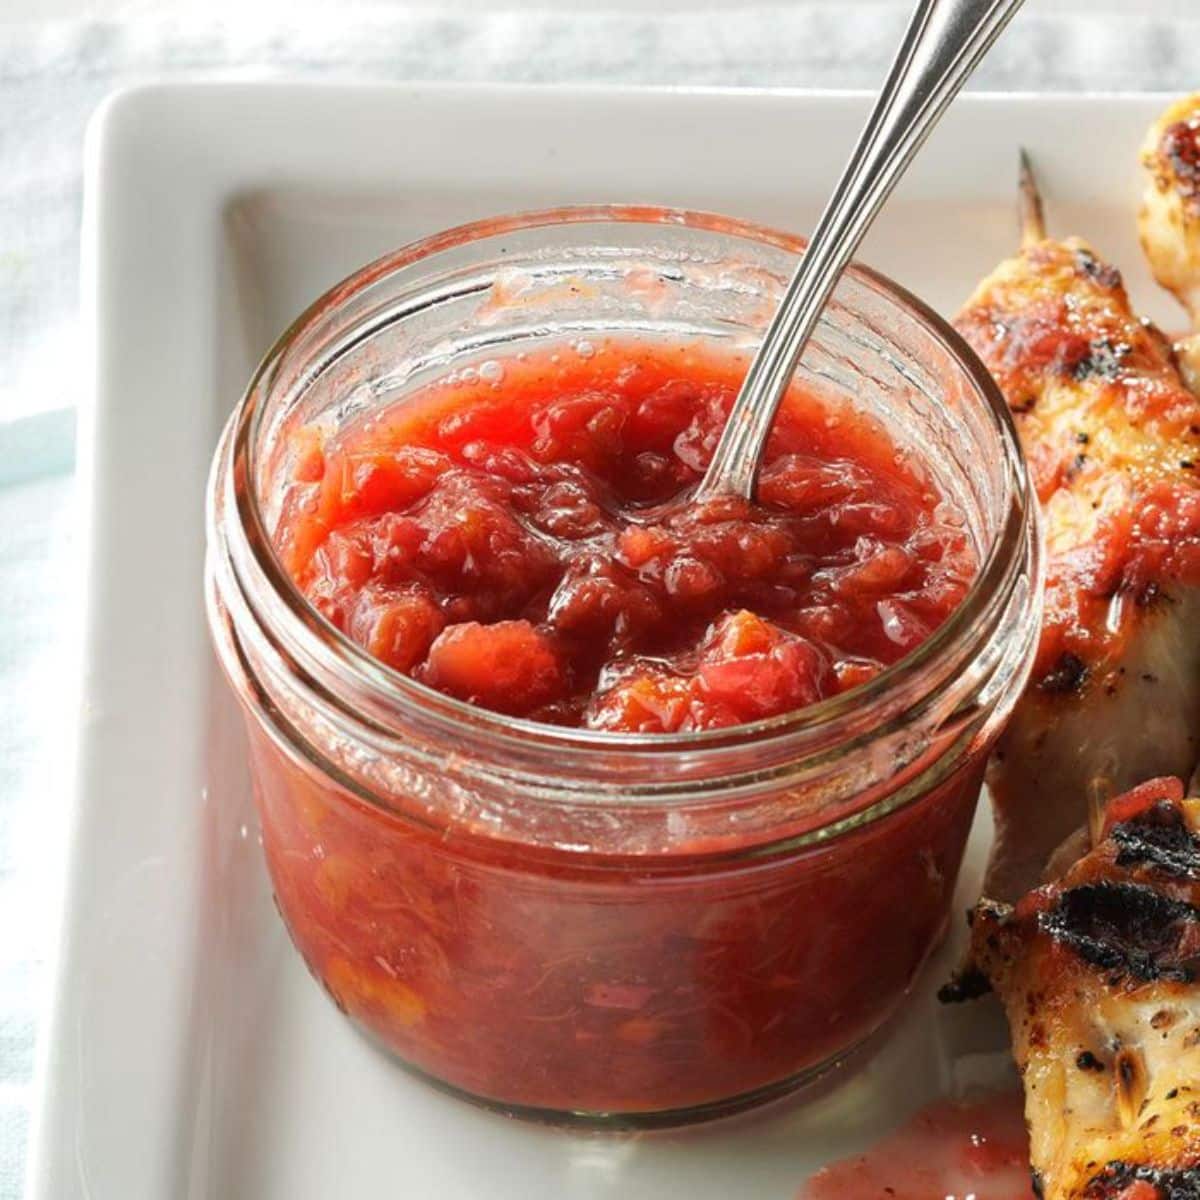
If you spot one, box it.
[205,206,1041,1127]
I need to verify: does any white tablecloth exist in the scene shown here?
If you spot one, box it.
[5,4,1200,1195]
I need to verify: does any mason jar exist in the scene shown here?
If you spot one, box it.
[205,206,1040,1127]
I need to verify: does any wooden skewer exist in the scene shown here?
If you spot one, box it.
[1019,148,1047,248]
[1018,150,1112,847]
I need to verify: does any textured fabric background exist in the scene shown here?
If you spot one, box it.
[4,3,1200,1194]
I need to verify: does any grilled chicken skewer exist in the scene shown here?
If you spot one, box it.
[951,123,1200,1199]
[954,155,1200,906]
[1139,93,1200,394]
[972,776,1200,1200]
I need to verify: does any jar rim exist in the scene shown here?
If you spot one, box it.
[218,203,1036,760]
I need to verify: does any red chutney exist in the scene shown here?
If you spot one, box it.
[276,339,974,730]
[248,337,986,1118]
[250,725,984,1116]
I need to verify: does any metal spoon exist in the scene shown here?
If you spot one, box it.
[695,0,1026,503]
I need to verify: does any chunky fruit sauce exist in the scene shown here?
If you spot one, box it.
[276,338,975,731]
[249,723,984,1116]
[246,336,987,1118]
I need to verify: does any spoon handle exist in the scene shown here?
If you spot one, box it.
[696,0,1025,502]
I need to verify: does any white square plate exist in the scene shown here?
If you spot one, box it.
[31,83,1177,1200]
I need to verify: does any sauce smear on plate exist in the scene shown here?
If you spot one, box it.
[801,1092,1034,1200]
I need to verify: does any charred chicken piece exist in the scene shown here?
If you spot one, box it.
[954,154,1200,905]
[1139,92,1200,394]
[972,777,1200,1200]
